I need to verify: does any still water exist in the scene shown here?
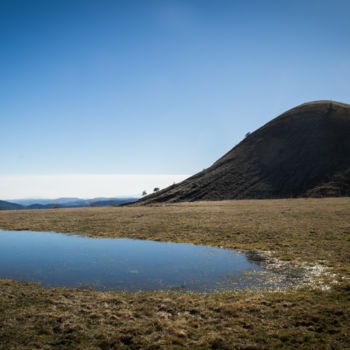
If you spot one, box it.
[0,229,292,292]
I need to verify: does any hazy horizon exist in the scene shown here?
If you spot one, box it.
[0,174,190,200]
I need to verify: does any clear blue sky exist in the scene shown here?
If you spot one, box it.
[1,0,349,179]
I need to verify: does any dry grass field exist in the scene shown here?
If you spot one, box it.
[0,198,350,349]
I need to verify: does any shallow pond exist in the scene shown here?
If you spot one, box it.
[0,229,303,292]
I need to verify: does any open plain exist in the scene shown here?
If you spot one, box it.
[0,197,349,349]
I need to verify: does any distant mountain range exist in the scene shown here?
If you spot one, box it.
[0,200,25,210]
[0,197,138,210]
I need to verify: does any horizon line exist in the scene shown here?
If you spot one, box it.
[0,174,191,200]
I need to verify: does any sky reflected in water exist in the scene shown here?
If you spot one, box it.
[0,229,276,292]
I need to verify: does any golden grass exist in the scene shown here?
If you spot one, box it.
[1,279,349,349]
[0,198,349,269]
[0,197,350,349]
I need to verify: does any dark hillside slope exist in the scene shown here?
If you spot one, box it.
[137,101,350,204]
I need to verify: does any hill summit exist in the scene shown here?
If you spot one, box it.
[137,100,350,204]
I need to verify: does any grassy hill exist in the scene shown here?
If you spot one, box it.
[137,100,350,204]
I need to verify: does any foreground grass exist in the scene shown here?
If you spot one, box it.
[1,279,349,350]
[0,198,350,349]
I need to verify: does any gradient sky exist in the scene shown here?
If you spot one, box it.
[1,0,349,198]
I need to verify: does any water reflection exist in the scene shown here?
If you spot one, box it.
[0,229,301,292]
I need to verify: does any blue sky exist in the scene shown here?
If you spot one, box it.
[1,0,349,198]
